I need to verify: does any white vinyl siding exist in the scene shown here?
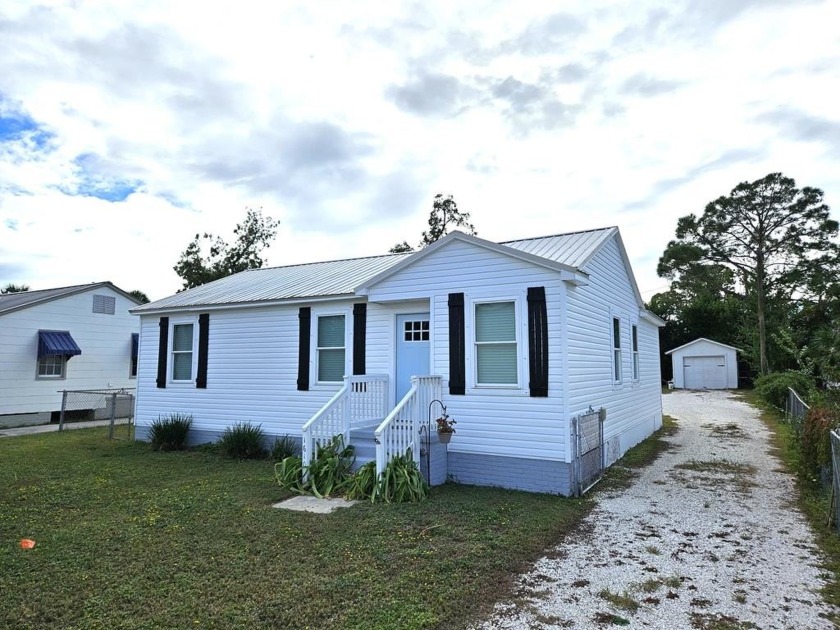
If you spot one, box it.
[474,301,517,386]
[171,323,194,382]
[317,315,345,383]
[565,235,663,468]
[366,238,565,462]
[0,286,139,416]
[37,354,65,378]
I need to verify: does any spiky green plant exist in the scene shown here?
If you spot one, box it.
[218,422,266,460]
[148,413,192,451]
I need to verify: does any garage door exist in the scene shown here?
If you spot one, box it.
[683,355,727,389]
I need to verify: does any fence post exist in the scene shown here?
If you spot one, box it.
[59,390,68,431]
[108,392,117,439]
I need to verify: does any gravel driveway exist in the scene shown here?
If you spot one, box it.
[477,390,837,629]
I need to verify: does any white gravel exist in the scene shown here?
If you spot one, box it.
[477,390,838,629]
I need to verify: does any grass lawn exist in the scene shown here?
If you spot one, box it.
[0,419,676,629]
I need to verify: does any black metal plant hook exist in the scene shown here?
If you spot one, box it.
[422,398,447,482]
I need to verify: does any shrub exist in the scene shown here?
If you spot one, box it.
[372,449,429,503]
[149,413,192,451]
[275,456,306,494]
[307,435,355,498]
[801,405,840,480]
[270,435,300,461]
[345,461,378,501]
[219,422,267,460]
[754,371,816,410]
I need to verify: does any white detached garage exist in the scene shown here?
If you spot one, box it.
[666,338,739,390]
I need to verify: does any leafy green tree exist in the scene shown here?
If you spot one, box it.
[389,194,476,253]
[129,290,150,304]
[421,194,476,246]
[1,283,29,294]
[174,208,280,290]
[658,173,838,375]
[389,241,414,253]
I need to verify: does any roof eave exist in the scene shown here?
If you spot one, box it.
[130,292,357,316]
[664,337,740,354]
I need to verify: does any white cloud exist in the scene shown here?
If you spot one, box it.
[0,0,838,301]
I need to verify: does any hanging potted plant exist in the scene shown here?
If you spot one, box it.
[435,414,457,444]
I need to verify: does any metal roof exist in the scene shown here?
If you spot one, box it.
[132,253,411,312]
[0,282,140,316]
[132,227,619,313]
[501,227,617,269]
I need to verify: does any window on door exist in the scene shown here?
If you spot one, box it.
[403,319,429,342]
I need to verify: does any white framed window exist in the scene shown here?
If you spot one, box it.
[171,322,195,382]
[317,314,346,383]
[612,316,622,384]
[631,324,639,381]
[474,300,519,386]
[37,355,65,378]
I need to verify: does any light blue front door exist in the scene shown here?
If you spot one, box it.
[396,313,430,402]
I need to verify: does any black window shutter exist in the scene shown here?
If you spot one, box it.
[448,293,465,395]
[196,313,209,389]
[156,316,169,388]
[352,303,366,376]
[297,307,311,391]
[527,286,549,397]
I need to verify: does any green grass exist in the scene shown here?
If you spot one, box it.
[739,390,840,625]
[0,428,591,629]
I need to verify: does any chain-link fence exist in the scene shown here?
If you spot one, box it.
[785,387,810,437]
[58,388,135,439]
[830,430,840,530]
[572,407,605,496]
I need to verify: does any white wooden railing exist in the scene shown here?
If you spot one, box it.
[302,375,389,470]
[374,375,442,476]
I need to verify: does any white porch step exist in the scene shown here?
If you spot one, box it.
[349,423,381,470]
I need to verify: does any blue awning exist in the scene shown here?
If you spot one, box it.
[131,333,139,360]
[38,331,82,359]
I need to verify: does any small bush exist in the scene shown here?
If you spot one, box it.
[754,371,816,410]
[346,461,378,501]
[308,435,355,498]
[372,449,429,503]
[270,435,300,461]
[801,405,840,480]
[219,422,267,460]
[149,413,192,451]
[275,456,306,494]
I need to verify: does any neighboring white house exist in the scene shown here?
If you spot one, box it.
[131,228,665,496]
[0,282,142,426]
[666,337,739,390]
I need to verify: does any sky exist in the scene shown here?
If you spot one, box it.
[1,0,838,302]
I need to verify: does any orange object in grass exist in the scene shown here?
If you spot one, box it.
[20,539,36,549]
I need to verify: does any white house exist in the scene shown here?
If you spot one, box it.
[666,337,739,390]
[0,282,142,427]
[131,228,664,496]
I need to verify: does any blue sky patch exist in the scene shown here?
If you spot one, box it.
[0,97,55,150]
[65,152,143,202]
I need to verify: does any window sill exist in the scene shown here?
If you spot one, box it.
[466,386,527,397]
